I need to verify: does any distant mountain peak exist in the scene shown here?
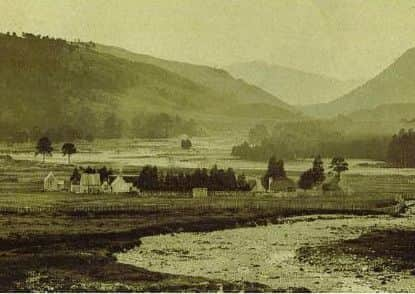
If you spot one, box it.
[226,61,364,105]
[302,46,415,117]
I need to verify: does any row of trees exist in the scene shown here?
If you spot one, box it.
[130,113,200,139]
[137,165,250,191]
[298,156,348,191]
[69,164,251,192]
[387,129,415,168]
[259,155,349,191]
[70,166,114,184]
[4,112,200,143]
[232,123,390,161]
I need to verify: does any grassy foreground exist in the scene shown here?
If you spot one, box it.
[0,191,403,292]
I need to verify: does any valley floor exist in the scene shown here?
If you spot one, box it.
[0,189,408,292]
[0,157,413,291]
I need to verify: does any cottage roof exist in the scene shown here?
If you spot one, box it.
[108,175,138,185]
[80,173,101,186]
[45,172,55,181]
[110,176,126,187]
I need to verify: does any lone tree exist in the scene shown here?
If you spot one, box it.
[35,137,53,163]
[298,155,325,190]
[262,156,286,190]
[298,169,315,190]
[70,167,81,183]
[330,157,349,179]
[312,155,325,185]
[181,138,192,149]
[61,143,77,164]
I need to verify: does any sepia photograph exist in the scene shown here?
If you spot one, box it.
[0,0,415,292]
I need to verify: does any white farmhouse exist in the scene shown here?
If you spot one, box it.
[110,175,134,193]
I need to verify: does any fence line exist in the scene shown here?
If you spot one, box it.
[0,197,405,216]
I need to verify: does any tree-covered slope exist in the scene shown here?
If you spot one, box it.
[0,33,228,139]
[0,33,302,141]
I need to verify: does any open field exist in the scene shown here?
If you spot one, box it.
[0,192,402,235]
[4,137,415,176]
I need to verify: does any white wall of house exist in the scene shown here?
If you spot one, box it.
[70,184,81,194]
[192,187,208,197]
[111,176,133,193]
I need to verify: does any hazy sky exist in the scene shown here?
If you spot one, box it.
[1,0,415,80]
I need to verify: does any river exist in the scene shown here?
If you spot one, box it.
[116,214,415,292]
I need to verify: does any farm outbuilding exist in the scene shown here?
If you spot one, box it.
[70,183,81,194]
[101,181,111,193]
[80,173,101,194]
[192,187,208,197]
[44,172,66,192]
[269,177,297,193]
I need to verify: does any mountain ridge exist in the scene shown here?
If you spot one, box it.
[303,47,415,117]
[226,60,364,105]
[94,44,294,111]
[0,33,302,141]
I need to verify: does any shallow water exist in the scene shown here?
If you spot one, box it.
[116,215,415,292]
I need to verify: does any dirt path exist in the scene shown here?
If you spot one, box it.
[117,213,415,292]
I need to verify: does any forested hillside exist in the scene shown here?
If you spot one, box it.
[0,33,301,142]
[232,120,391,161]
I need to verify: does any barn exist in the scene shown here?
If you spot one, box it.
[269,177,297,193]
[79,173,101,194]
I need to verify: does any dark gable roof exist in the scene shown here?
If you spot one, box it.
[270,177,296,191]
